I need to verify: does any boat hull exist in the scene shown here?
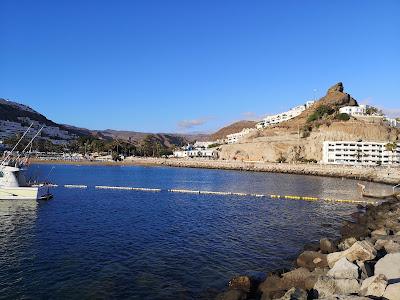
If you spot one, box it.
[0,186,52,200]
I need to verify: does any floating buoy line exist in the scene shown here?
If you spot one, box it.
[51,184,379,205]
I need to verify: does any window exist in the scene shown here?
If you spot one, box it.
[0,171,3,177]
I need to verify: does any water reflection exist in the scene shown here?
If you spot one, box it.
[0,165,391,299]
[0,200,38,296]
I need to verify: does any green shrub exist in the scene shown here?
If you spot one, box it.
[307,105,335,122]
[336,113,350,121]
[307,113,318,122]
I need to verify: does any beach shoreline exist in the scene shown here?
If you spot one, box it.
[31,158,400,185]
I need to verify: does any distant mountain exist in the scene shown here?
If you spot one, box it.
[0,98,210,148]
[210,120,258,141]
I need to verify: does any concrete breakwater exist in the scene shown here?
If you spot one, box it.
[156,159,400,185]
[216,197,400,300]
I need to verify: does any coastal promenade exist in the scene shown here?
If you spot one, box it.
[32,158,400,185]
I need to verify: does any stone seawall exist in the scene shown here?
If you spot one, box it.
[157,159,400,185]
[32,158,400,185]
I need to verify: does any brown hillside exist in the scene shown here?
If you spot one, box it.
[210,120,257,140]
[274,82,359,130]
[218,82,400,163]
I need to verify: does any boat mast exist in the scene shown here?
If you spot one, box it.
[0,123,34,166]
[15,126,44,163]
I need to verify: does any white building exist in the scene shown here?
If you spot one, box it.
[339,105,367,116]
[385,118,398,128]
[193,141,215,149]
[322,141,400,166]
[173,148,217,159]
[226,128,256,144]
[256,101,315,129]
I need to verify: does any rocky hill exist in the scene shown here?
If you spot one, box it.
[218,83,400,162]
[0,98,208,149]
[210,120,257,141]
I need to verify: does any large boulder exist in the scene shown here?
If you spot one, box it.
[375,237,400,253]
[304,268,328,290]
[320,82,358,108]
[374,252,400,281]
[371,228,388,240]
[296,251,328,271]
[327,241,376,268]
[319,296,370,300]
[228,276,251,293]
[359,274,387,297]
[337,237,357,251]
[258,274,285,300]
[216,289,247,300]
[327,257,358,279]
[320,238,337,254]
[280,267,311,290]
[314,276,360,297]
[383,282,400,300]
[276,287,307,300]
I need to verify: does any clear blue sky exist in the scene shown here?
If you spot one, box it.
[1,0,399,133]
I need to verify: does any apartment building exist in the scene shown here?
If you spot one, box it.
[256,101,315,129]
[322,141,400,166]
[226,128,256,144]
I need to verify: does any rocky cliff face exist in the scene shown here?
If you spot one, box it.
[218,83,399,162]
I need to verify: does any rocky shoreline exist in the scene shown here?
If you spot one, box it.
[32,158,400,185]
[216,196,400,300]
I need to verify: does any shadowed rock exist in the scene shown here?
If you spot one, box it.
[275,287,307,300]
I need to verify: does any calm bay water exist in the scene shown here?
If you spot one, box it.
[0,164,388,299]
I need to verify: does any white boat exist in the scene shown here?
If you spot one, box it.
[0,165,53,200]
[0,124,53,200]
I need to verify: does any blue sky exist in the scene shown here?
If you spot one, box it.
[1,1,399,133]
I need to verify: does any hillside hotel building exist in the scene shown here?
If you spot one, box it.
[256,101,315,129]
[322,141,400,166]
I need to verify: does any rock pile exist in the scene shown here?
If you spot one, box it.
[216,197,400,300]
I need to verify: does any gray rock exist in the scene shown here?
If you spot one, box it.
[228,275,251,292]
[314,276,360,297]
[327,257,358,279]
[374,236,400,252]
[276,287,307,300]
[216,289,247,300]
[319,296,370,300]
[258,274,285,300]
[381,240,400,253]
[296,251,328,271]
[327,241,376,268]
[304,268,328,290]
[338,237,357,251]
[359,274,387,297]
[314,276,336,297]
[374,252,400,281]
[280,267,311,290]
[320,238,337,254]
[383,282,400,300]
[334,278,360,295]
[371,228,388,239]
